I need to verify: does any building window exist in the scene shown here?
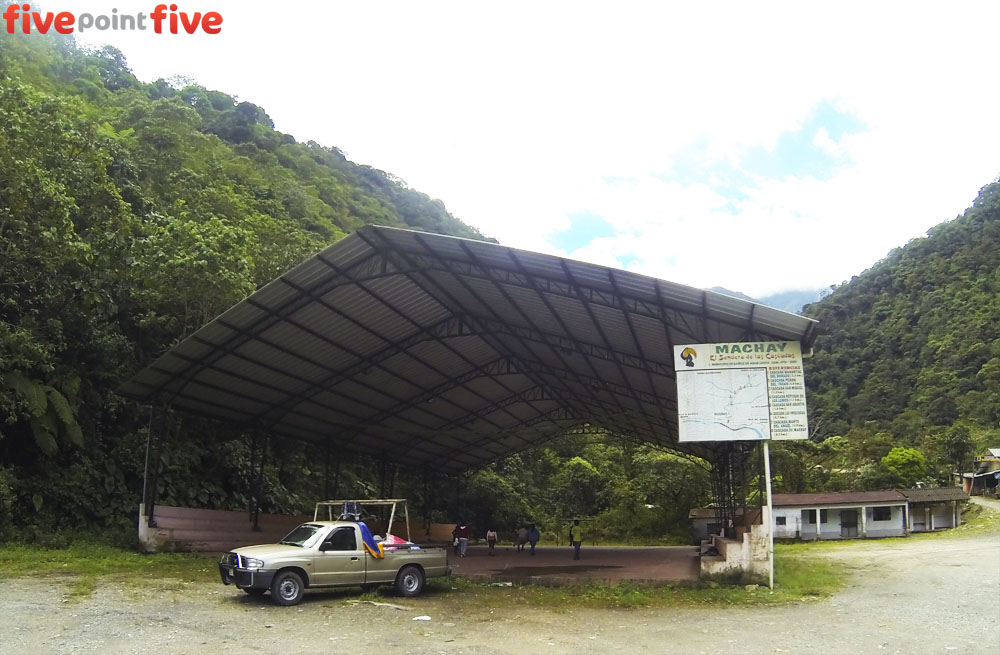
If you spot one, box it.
[873,507,892,521]
[775,516,786,526]
[805,509,829,524]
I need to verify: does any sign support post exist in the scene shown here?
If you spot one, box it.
[674,340,809,593]
[763,440,774,590]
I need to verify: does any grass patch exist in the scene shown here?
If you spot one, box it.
[2,528,874,609]
[68,575,98,600]
[0,541,218,599]
[423,548,843,610]
[772,546,842,597]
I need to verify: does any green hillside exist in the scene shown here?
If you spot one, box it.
[2,31,996,542]
[0,33,489,537]
[772,181,1000,492]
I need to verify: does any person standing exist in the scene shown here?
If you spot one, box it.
[527,523,540,555]
[486,527,498,555]
[515,526,528,552]
[569,519,583,560]
[455,521,471,557]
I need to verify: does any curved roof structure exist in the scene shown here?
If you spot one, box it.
[119,226,818,474]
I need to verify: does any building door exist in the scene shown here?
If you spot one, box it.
[841,509,858,538]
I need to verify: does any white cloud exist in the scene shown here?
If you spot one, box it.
[812,128,842,159]
[64,0,1000,297]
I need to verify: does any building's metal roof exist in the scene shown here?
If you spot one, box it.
[897,487,969,503]
[118,225,819,475]
[772,491,907,507]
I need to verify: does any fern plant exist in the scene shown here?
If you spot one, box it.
[0,372,83,455]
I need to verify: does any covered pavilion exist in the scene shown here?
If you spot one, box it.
[120,225,818,539]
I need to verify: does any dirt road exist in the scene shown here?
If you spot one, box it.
[2,531,998,655]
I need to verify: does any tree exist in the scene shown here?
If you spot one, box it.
[881,447,927,488]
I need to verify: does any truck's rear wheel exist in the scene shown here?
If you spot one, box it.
[394,565,425,597]
[271,571,304,606]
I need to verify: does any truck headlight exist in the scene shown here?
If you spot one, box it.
[243,558,265,570]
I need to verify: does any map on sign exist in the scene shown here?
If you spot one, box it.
[674,341,809,442]
[676,368,770,441]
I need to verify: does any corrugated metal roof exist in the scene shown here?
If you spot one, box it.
[119,225,819,475]
[897,487,969,502]
[772,491,906,506]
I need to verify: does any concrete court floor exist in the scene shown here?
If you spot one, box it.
[444,543,701,585]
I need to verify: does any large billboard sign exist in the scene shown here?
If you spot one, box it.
[673,341,808,442]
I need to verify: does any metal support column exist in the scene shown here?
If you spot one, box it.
[331,457,341,499]
[423,469,430,536]
[141,400,170,528]
[323,442,331,500]
[248,432,268,531]
[710,442,753,539]
[378,457,387,499]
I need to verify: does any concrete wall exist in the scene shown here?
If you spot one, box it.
[700,522,768,584]
[773,507,802,539]
[138,504,310,553]
[138,504,458,552]
[863,505,906,538]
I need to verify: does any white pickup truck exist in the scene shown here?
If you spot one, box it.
[218,499,450,605]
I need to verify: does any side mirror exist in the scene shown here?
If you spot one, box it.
[319,542,333,552]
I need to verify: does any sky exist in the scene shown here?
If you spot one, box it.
[61,0,1000,297]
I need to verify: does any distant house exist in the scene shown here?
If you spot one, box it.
[689,507,720,543]
[769,488,970,541]
[898,487,967,532]
[957,447,1000,496]
[772,491,908,540]
[688,507,751,543]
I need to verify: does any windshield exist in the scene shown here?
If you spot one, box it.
[279,523,327,548]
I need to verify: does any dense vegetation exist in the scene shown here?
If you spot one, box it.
[0,32,494,541]
[1,30,996,546]
[772,181,1000,492]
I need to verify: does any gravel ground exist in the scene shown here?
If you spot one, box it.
[2,527,997,655]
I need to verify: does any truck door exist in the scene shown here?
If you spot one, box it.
[313,526,365,586]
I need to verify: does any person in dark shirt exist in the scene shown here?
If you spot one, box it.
[455,521,471,557]
[527,523,540,555]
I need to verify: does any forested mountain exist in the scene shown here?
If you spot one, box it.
[0,34,701,545]
[1,30,996,544]
[771,181,1000,492]
[0,33,490,539]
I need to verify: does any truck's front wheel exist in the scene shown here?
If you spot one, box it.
[394,565,425,597]
[271,571,304,606]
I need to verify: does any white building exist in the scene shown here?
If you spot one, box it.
[897,487,966,532]
[771,491,908,540]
